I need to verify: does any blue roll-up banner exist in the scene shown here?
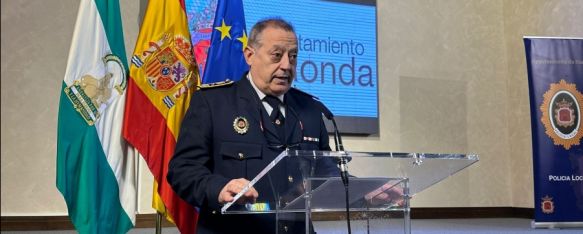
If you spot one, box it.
[524,37,583,228]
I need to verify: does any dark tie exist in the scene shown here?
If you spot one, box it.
[263,95,286,141]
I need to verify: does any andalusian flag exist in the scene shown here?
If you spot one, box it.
[56,0,136,233]
[123,0,197,233]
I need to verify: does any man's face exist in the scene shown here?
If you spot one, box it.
[244,27,298,96]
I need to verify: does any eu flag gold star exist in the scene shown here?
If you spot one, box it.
[215,19,231,40]
[237,31,248,51]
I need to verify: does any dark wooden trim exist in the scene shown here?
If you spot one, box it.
[1,207,534,231]
[312,207,533,221]
[0,214,175,231]
[134,213,177,228]
[410,207,534,219]
[0,216,74,231]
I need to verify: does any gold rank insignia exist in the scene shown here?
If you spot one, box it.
[199,79,233,89]
[233,116,249,134]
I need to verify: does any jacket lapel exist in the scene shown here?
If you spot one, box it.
[236,76,280,143]
[236,77,261,123]
[284,94,300,144]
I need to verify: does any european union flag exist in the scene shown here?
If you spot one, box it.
[202,0,248,84]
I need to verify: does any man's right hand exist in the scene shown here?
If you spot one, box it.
[218,178,259,204]
[364,182,404,206]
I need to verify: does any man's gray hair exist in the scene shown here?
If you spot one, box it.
[248,18,295,48]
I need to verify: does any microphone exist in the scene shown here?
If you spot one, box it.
[313,98,344,151]
[312,98,348,185]
[313,97,352,234]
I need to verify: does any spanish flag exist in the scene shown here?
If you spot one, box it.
[123,0,198,233]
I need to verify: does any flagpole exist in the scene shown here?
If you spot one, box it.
[135,149,141,222]
[156,212,162,234]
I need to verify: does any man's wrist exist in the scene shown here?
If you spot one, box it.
[206,176,230,209]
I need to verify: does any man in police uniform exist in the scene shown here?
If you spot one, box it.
[168,18,338,233]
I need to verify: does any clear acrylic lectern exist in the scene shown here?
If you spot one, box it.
[221,150,478,234]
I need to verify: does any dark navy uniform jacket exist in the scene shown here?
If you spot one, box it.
[167,75,339,234]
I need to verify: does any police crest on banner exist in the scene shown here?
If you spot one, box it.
[541,195,555,214]
[540,79,583,150]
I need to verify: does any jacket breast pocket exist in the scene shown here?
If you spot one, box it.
[219,142,262,178]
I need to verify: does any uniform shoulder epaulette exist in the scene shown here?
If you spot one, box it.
[290,87,318,100]
[198,79,234,89]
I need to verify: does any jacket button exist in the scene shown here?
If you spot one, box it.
[211,210,217,214]
[288,175,293,183]
[283,225,288,232]
[238,152,244,160]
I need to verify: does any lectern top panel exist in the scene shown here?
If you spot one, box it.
[222,150,479,214]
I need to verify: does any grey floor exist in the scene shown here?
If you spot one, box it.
[2,219,582,234]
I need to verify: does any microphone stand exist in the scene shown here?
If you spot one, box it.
[331,118,350,234]
[315,99,351,234]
